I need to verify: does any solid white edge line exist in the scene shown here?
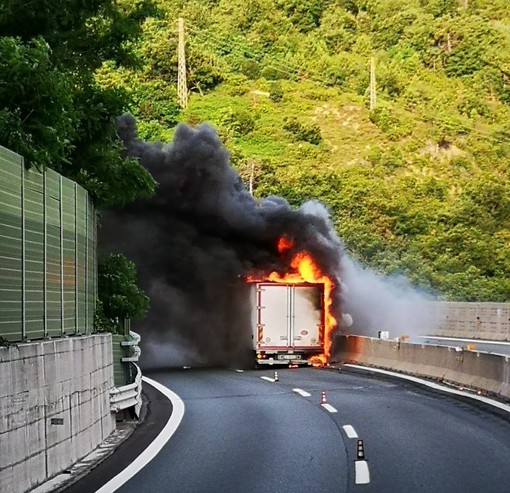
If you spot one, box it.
[344,364,510,414]
[95,376,185,493]
[261,376,275,383]
[321,403,337,413]
[342,425,358,438]
[355,460,370,484]
[293,388,311,397]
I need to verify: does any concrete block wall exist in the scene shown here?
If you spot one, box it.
[424,301,510,341]
[0,334,115,493]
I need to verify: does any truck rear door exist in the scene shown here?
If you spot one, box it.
[257,283,290,349]
[292,285,323,349]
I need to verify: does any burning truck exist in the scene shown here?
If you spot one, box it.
[249,281,325,366]
[103,116,352,368]
[247,237,352,367]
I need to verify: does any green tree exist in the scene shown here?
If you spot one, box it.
[0,37,75,170]
[277,0,327,33]
[0,0,156,207]
[97,253,150,324]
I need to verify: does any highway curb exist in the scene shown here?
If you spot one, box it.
[47,377,174,493]
[32,415,141,493]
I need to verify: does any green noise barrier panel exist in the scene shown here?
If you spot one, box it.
[0,146,97,342]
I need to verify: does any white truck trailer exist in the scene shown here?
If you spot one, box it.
[250,282,325,366]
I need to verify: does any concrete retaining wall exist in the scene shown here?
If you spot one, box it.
[332,335,510,401]
[426,301,510,341]
[0,334,115,493]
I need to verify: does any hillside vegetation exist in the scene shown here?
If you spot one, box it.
[96,0,510,301]
[2,1,509,301]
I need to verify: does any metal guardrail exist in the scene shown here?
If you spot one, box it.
[121,331,142,362]
[112,329,141,386]
[110,362,142,418]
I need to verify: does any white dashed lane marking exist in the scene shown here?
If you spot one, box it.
[293,388,311,397]
[342,425,358,438]
[260,376,276,383]
[321,403,337,413]
[259,374,369,484]
[355,460,370,484]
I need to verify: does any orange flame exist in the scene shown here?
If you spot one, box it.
[249,237,337,364]
[277,236,294,253]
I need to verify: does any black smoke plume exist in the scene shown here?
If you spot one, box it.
[100,115,345,368]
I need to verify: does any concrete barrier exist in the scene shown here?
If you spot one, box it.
[0,334,115,493]
[332,335,510,401]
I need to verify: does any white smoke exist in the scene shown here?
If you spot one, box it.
[340,255,438,341]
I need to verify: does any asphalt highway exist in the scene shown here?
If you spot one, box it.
[66,366,510,493]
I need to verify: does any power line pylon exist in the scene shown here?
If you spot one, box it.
[249,159,254,196]
[369,56,376,110]
[177,17,188,109]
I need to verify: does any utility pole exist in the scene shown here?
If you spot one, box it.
[177,17,188,109]
[249,160,254,196]
[369,56,376,110]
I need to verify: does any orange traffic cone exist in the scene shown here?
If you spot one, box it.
[320,391,327,404]
[274,371,279,382]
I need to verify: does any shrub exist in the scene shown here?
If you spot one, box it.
[269,81,284,102]
[283,117,322,145]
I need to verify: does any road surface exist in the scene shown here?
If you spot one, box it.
[66,366,510,493]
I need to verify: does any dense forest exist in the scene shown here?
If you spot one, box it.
[1,0,510,302]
